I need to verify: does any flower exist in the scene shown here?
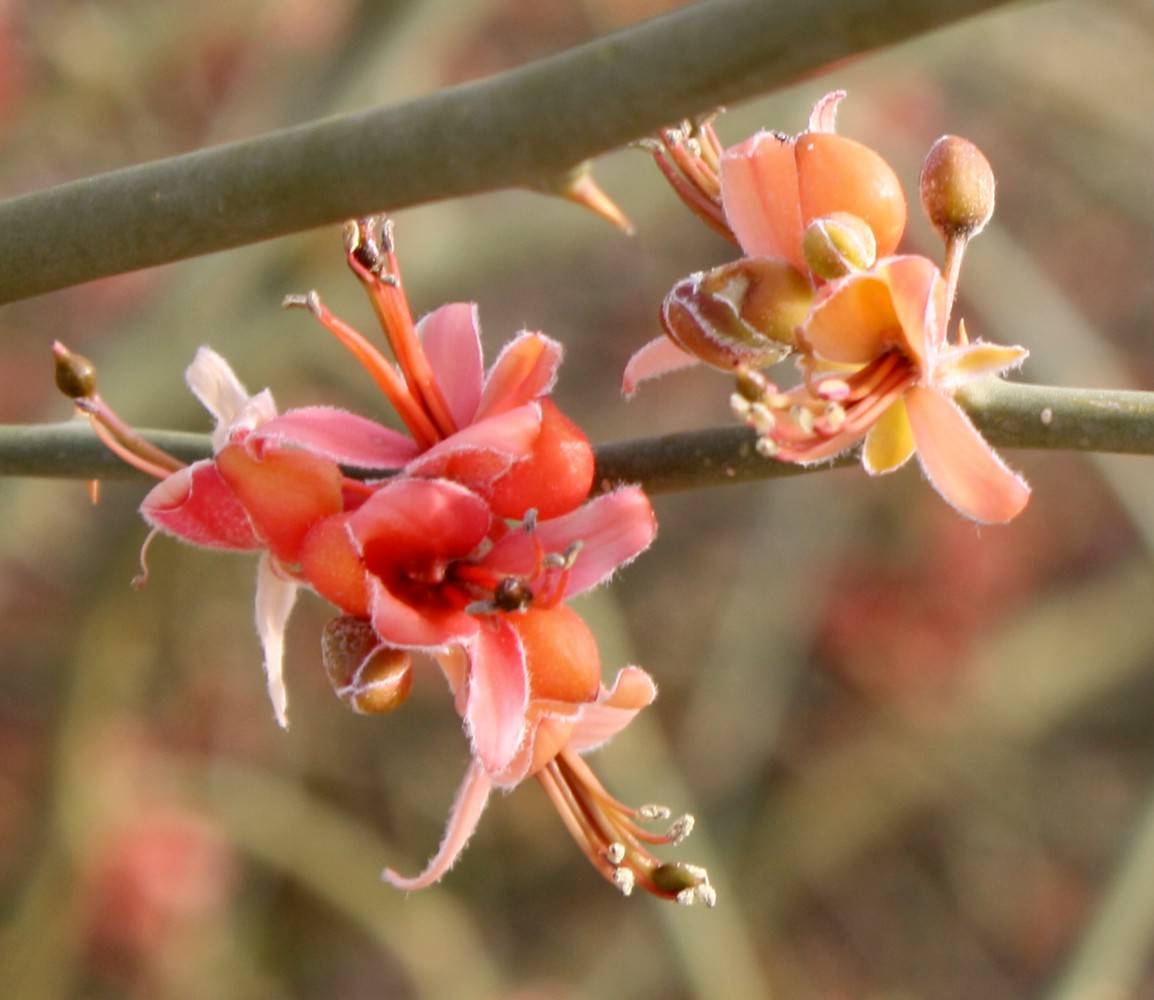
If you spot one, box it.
[300,478,657,773]
[388,653,715,905]
[626,92,907,392]
[733,254,1030,523]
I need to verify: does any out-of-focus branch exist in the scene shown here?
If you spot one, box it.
[0,0,1015,305]
[4,379,1153,491]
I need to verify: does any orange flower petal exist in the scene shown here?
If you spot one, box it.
[905,386,1030,523]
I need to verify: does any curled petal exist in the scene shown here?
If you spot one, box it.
[803,271,902,365]
[567,666,657,754]
[407,404,542,487]
[622,336,699,396]
[141,462,261,550]
[875,255,946,369]
[475,332,562,420]
[937,343,1028,386]
[384,760,493,891]
[255,554,300,728]
[905,386,1030,523]
[467,619,531,775]
[252,407,419,469]
[417,303,484,428]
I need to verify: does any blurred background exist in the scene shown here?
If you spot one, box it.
[2,0,1154,997]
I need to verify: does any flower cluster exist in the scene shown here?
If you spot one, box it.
[628,92,1030,524]
[55,217,714,905]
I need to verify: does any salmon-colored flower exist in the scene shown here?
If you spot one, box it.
[733,255,1030,523]
[627,92,907,392]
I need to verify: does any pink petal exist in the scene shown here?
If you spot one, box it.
[141,462,261,550]
[383,760,493,891]
[719,131,804,267]
[484,487,656,597]
[905,386,1030,523]
[622,336,699,396]
[406,404,542,485]
[251,407,419,469]
[475,332,562,420]
[369,576,479,649]
[803,271,900,365]
[543,487,657,595]
[185,347,265,441]
[417,303,484,428]
[567,666,657,754]
[466,619,531,774]
[807,91,846,132]
[255,554,300,728]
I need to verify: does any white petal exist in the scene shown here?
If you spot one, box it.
[255,554,299,728]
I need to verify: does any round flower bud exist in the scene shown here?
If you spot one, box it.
[660,257,813,371]
[321,615,413,715]
[920,135,995,241]
[803,212,877,280]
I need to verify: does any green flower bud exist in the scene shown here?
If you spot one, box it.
[803,212,877,279]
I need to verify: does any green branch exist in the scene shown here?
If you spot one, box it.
[0,0,1014,305]
[5,380,1153,493]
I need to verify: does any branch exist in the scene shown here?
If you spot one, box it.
[5,379,1153,493]
[0,0,1014,305]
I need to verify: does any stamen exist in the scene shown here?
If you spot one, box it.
[284,290,441,450]
[605,842,626,865]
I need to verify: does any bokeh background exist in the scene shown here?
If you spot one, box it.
[3,0,1154,997]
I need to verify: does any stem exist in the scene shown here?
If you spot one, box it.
[0,0,1015,305]
[6,379,1154,490]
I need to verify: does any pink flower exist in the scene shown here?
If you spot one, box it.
[735,255,1030,523]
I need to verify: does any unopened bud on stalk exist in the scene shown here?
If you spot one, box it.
[52,341,98,399]
[322,615,413,715]
[920,135,996,242]
[660,257,812,371]
[803,212,877,279]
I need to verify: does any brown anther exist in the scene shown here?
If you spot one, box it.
[492,577,534,613]
[735,366,771,403]
[651,861,713,900]
[52,341,98,400]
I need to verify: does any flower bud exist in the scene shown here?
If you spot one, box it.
[52,340,98,399]
[660,257,813,370]
[803,212,877,280]
[920,135,995,241]
[321,615,413,715]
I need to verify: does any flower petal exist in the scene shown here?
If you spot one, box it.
[140,462,261,550]
[255,553,299,728]
[483,487,656,597]
[467,618,531,774]
[862,398,916,475]
[566,666,657,754]
[185,347,278,451]
[406,404,541,488]
[876,255,946,369]
[803,271,900,365]
[905,385,1030,523]
[475,332,562,421]
[252,407,419,469]
[383,760,493,890]
[936,343,1028,386]
[417,303,484,428]
[720,131,804,267]
[622,336,699,396]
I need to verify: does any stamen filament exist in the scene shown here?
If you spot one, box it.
[285,292,441,450]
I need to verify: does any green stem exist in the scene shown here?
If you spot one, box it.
[0,0,1014,305]
[6,379,1154,491]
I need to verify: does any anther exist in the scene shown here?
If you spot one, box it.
[638,804,672,822]
[605,842,626,866]
[730,393,752,420]
[666,814,695,844]
[755,436,780,458]
[793,405,816,436]
[749,402,776,434]
[492,577,534,613]
[824,402,847,431]
[613,867,635,896]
